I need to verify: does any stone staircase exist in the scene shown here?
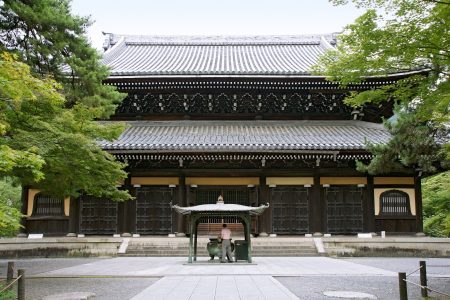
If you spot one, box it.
[252,238,318,256]
[120,236,319,257]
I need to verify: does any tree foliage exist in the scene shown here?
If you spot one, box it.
[315,0,450,174]
[356,112,448,174]
[0,0,123,116]
[0,1,131,201]
[422,170,450,237]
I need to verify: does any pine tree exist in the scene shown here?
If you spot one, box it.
[0,1,131,201]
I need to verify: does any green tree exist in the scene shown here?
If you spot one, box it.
[0,1,131,201]
[0,0,123,117]
[315,0,450,174]
[356,112,448,174]
[0,53,130,201]
[0,177,22,237]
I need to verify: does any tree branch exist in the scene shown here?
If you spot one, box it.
[421,0,450,5]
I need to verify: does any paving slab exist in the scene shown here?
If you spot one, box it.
[131,275,299,300]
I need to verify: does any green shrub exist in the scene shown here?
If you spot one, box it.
[0,282,16,300]
[0,178,22,237]
[422,171,450,237]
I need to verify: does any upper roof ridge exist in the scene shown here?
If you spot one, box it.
[101,33,340,76]
[104,33,338,49]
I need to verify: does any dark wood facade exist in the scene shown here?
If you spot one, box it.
[22,35,424,236]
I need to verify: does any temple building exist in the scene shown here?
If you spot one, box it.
[23,34,424,236]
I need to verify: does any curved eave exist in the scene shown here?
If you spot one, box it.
[172,203,270,216]
[105,148,364,153]
[100,120,391,153]
[105,68,429,80]
[107,73,316,79]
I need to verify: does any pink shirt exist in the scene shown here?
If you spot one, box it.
[221,228,232,240]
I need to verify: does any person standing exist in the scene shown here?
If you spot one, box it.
[220,223,233,263]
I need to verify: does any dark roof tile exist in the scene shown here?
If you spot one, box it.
[100,120,390,152]
[102,34,336,76]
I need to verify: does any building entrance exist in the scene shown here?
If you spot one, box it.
[192,186,253,235]
[135,186,173,235]
[79,195,118,235]
[325,186,364,234]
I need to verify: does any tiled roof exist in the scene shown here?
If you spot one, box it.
[100,120,390,152]
[102,34,336,76]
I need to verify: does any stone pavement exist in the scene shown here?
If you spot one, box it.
[39,257,396,277]
[36,257,398,299]
[132,275,299,300]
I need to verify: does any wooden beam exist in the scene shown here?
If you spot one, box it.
[131,177,180,185]
[266,177,313,185]
[186,177,260,186]
[320,177,367,185]
[374,177,414,185]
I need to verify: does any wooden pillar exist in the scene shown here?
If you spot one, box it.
[177,176,186,235]
[258,176,270,236]
[188,215,194,263]
[126,179,137,235]
[68,196,79,234]
[19,186,29,236]
[119,176,133,235]
[194,219,198,261]
[415,175,424,233]
[245,215,252,263]
[311,167,323,234]
[123,176,131,234]
[117,201,125,234]
[366,176,375,232]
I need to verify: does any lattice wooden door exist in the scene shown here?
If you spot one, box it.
[271,187,309,234]
[325,187,364,234]
[135,187,173,235]
[79,195,118,235]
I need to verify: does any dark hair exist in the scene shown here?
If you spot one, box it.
[223,224,227,228]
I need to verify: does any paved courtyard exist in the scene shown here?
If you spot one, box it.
[1,257,449,299]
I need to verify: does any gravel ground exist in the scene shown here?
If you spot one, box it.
[17,278,158,300]
[0,258,103,276]
[1,259,159,300]
[342,257,450,276]
[276,275,450,300]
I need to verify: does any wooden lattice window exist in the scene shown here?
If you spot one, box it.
[33,193,64,216]
[380,190,411,216]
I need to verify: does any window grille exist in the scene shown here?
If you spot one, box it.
[380,190,411,216]
[33,193,64,216]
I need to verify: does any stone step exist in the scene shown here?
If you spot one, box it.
[126,245,315,249]
[122,238,318,256]
[122,250,318,256]
[121,252,318,257]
